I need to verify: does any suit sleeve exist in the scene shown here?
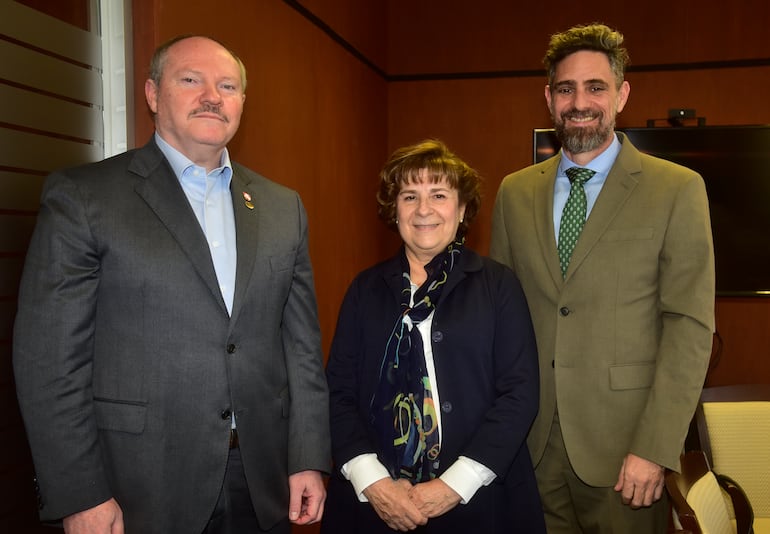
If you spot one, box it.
[282,194,332,475]
[12,171,113,520]
[630,171,715,470]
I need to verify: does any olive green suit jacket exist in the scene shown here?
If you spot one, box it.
[490,133,714,486]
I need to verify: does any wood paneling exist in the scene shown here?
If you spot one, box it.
[386,0,770,75]
[0,85,103,140]
[13,0,91,32]
[290,0,388,72]
[708,298,770,386]
[1,1,99,530]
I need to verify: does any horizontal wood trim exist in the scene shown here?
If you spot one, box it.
[0,40,102,106]
[0,128,102,172]
[0,171,44,212]
[0,0,100,66]
[0,85,102,141]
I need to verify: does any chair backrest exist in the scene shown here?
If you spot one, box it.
[667,450,753,534]
[694,384,770,519]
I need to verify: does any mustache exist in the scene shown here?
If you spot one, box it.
[189,104,228,122]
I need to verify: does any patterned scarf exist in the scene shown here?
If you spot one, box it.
[370,239,464,482]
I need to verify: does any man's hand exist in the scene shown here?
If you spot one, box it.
[363,478,428,531]
[63,498,124,534]
[613,453,665,508]
[288,470,326,525]
[408,478,461,518]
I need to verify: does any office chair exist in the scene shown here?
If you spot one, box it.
[666,450,753,534]
[692,384,770,533]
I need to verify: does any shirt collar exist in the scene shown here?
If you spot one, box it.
[558,132,622,177]
[154,132,233,183]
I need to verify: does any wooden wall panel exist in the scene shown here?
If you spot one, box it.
[708,298,770,386]
[14,0,91,31]
[387,76,550,253]
[0,85,103,140]
[1,1,100,530]
[386,1,770,75]
[291,0,388,71]
[622,67,770,127]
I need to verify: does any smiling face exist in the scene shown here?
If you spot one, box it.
[145,36,246,171]
[545,50,630,165]
[396,171,466,267]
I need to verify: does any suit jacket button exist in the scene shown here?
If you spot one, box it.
[559,306,570,316]
[226,344,236,354]
[431,331,444,343]
[221,409,232,420]
[441,401,452,413]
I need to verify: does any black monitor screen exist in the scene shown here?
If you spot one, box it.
[533,126,770,297]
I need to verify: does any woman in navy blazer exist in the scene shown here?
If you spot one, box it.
[322,140,545,533]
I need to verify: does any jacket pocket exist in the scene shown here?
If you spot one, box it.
[93,398,147,434]
[609,361,655,391]
[280,388,290,418]
[269,252,295,272]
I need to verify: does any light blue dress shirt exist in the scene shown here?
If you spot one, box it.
[155,133,237,315]
[552,133,622,242]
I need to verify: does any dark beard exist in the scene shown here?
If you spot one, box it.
[554,110,614,155]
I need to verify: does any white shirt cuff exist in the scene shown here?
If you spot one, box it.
[340,453,391,502]
[439,456,496,504]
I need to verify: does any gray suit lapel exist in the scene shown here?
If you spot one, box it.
[230,168,259,324]
[130,142,227,314]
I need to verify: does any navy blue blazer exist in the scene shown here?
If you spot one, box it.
[323,247,545,533]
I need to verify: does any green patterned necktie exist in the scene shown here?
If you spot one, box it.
[557,167,596,277]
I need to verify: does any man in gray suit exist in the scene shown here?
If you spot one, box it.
[490,24,714,533]
[13,35,330,534]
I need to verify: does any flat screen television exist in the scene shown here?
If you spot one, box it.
[533,125,770,297]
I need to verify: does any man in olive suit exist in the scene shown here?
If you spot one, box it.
[490,24,714,533]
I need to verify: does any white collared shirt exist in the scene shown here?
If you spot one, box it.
[155,133,237,315]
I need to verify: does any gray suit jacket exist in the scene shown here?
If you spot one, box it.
[490,134,714,486]
[13,139,331,533]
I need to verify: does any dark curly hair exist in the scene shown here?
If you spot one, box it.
[543,23,629,89]
[377,139,481,237]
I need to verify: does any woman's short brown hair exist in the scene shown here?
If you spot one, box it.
[377,139,481,236]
